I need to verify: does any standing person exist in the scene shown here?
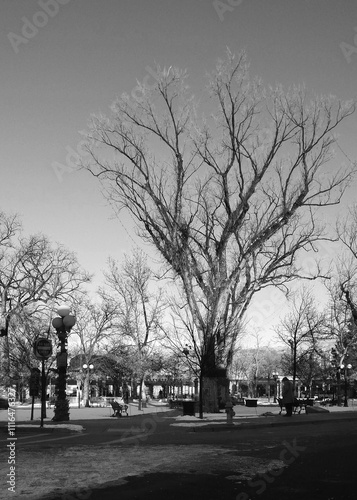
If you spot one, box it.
[282,377,294,417]
[123,389,129,404]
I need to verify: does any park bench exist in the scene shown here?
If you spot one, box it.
[277,397,314,414]
[110,401,129,417]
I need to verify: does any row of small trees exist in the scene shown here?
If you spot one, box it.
[0,219,168,409]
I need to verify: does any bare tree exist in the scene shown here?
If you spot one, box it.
[317,204,357,402]
[81,50,355,411]
[1,309,56,402]
[101,249,165,409]
[0,211,91,387]
[230,334,281,400]
[163,296,206,415]
[0,214,90,323]
[336,204,357,323]
[325,281,357,403]
[327,284,357,361]
[275,288,327,392]
[69,296,117,406]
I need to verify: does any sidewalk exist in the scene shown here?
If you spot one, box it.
[0,400,173,424]
[2,399,356,427]
[170,400,357,431]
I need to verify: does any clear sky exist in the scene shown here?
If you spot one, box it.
[1,0,357,342]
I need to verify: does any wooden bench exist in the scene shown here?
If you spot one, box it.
[277,397,314,414]
[110,401,129,417]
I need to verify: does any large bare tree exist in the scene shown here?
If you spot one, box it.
[81,51,355,411]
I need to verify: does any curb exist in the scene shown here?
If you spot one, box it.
[189,413,357,432]
[1,426,68,433]
[1,424,84,433]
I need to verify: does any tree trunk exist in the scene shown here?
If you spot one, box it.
[138,378,143,410]
[131,377,138,398]
[200,333,230,413]
[202,367,229,413]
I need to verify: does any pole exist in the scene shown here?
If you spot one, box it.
[57,333,67,400]
[30,395,35,421]
[199,371,203,419]
[40,359,46,428]
[344,367,348,407]
[337,369,342,406]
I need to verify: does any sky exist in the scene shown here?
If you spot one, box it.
[1,0,357,344]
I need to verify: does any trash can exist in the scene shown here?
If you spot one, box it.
[182,401,195,416]
[245,399,258,408]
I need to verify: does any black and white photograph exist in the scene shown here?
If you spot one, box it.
[1,1,357,499]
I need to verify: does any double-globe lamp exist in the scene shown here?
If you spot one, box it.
[52,304,76,421]
[52,304,76,336]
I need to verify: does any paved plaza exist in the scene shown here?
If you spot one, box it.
[1,400,357,499]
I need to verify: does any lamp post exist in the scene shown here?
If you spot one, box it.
[52,304,76,421]
[82,363,94,407]
[341,364,352,407]
[272,372,279,402]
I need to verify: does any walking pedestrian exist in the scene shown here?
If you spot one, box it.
[282,377,294,417]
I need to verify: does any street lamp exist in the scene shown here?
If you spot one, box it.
[52,304,76,421]
[182,344,191,357]
[341,364,352,407]
[82,363,94,407]
[272,372,279,403]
